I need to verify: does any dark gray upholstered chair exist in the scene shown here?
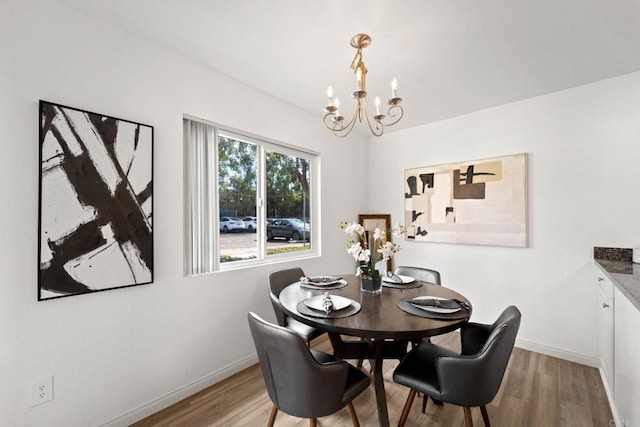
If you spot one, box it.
[269,267,325,345]
[393,306,521,427]
[248,312,371,427]
[394,265,443,410]
[394,265,441,286]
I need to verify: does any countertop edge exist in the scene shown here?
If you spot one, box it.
[594,259,640,312]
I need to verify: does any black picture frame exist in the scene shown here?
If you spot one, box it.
[38,100,154,300]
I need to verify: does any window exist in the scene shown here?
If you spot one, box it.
[184,118,317,275]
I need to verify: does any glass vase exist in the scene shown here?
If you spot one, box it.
[360,273,382,294]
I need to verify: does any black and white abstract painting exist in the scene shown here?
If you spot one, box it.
[38,101,153,300]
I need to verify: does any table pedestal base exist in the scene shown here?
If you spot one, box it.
[328,333,409,427]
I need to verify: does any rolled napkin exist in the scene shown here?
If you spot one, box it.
[322,292,334,314]
[385,271,403,283]
[410,297,470,311]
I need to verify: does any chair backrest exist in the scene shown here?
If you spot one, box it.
[268,267,305,326]
[437,305,521,407]
[247,312,352,418]
[394,266,441,285]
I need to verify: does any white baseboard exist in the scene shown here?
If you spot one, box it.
[515,338,599,368]
[96,352,258,427]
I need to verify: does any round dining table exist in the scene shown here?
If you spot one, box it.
[279,274,472,427]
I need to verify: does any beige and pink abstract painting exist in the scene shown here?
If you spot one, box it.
[404,153,528,247]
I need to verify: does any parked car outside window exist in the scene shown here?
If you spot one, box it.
[220,217,245,233]
[243,216,257,232]
[266,218,310,241]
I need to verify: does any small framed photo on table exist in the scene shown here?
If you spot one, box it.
[358,214,392,273]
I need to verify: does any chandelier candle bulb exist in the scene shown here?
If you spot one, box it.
[391,78,398,98]
[334,98,340,115]
[327,86,334,105]
[375,96,381,115]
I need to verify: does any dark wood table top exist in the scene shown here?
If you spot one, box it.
[280,274,472,340]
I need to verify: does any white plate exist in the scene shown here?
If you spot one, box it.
[301,276,342,286]
[410,296,461,314]
[304,294,352,311]
[382,274,416,284]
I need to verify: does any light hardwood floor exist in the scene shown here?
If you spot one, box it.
[132,333,612,426]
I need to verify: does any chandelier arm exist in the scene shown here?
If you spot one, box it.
[380,103,404,127]
[339,106,359,135]
[361,98,384,137]
[322,112,342,131]
[322,105,359,138]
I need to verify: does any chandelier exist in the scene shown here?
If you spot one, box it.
[323,34,403,138]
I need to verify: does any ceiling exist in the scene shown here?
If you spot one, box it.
[56,0,640,134]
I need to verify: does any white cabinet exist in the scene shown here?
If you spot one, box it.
[597,274,614,394]
[614,286,640,426]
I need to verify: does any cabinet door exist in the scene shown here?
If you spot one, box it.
[614,287,640,425]
[597,282,614,393]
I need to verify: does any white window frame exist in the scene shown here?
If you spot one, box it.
[184,115,319,275]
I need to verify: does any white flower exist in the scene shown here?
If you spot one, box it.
[377,241,401,261]
[360,248,371,263]
[346,241,361,258]
[344,222,365,237]
[347,241,371,263]
[373,227,385,241]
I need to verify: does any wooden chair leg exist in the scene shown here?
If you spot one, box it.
[421,394,428,413]
[463,406,474,427]
[398,389,417,427]
[347,402,360,427]
[310,418,317,427]
[268,405,278,427]
[480,405,491,427]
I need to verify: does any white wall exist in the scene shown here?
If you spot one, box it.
[369,71,640,363]
[0,1,368,425]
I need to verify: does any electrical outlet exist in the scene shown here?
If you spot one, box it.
[31,375,53,406]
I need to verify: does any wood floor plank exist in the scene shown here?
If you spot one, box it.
[132,333,612,426]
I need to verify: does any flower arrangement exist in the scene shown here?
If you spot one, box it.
[339,221,406,281]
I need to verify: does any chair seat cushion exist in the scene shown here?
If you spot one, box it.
[342,363,370,403]
[393,342,457,400]
[310,349,371,404]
